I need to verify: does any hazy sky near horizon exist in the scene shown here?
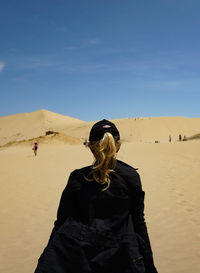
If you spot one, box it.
[0,0,200,121]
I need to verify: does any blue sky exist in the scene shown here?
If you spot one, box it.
[0,0,200,121]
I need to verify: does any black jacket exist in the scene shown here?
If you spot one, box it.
[34,160,158,273]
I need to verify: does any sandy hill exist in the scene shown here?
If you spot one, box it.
[61,116,200,143]
[0,110,200,146]
[2,132,82,148]
[0,109,84,146]
[112,117,200,142]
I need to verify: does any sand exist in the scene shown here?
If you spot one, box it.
[0,109,84,146]
[0,110,200,273]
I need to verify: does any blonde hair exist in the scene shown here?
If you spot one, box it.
[86,132,121,191]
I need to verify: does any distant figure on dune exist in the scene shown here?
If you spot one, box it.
[183,135,187,141]
[169,135,172,142]
[34,119,158,273]
[179,134,182,142]
[32,142,38,156]
[83,139,88,146]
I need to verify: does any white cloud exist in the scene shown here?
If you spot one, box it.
[0,62,5,72]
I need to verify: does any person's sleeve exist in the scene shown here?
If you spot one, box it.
[129,172,153,254]
[48,170,77,242]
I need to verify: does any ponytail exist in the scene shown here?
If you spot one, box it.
[86,132,121,191]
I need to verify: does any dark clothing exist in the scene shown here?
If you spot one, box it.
[34,160,158,273]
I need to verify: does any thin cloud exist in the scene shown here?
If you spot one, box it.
[14,49,200,78]
[87,39,99,45]
[64,46,79,50]
[76,63,106,72]
[20,59,59,70]
[0,62,5,72]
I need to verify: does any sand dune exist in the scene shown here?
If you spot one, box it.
[1,132,82,148]
[0,109,84,146]
[0,110,200,273]
[187,133,200,140]
[1,110,200,146]
[113,116,200,142]
[60,116,200,143]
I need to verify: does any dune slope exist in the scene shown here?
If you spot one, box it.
[0,109,84,146]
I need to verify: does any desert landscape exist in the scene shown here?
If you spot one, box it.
[0,109,200,273]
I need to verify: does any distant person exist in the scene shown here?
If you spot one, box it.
[83,139,88,146]
[169,135,172,142]
[183,135,187,141]
[179,134,182,142]
[34,119,158,273]
[33,142,38,156]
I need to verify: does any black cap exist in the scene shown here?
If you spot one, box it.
[89,119,120,141]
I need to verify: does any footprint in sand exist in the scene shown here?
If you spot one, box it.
[171,186,176,191]
[179,199,188,205]
[175,192,198,224]
[178,192,184,197]
[185,208,193,212]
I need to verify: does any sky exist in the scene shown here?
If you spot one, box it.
[0,0,200,121]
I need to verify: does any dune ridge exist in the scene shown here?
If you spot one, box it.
[187,133,200,140]
[1,110,200,145]
[0,132,82,148]
[59,116,200,143]
[0,109,84,146]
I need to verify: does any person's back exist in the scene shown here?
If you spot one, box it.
[56,160,140,229]
[34,120,158,273]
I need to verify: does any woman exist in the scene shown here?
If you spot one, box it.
[33,142,38,156]
[34,119,158,273]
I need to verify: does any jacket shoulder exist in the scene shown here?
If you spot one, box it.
[116,160,142,190]
[70,166,91,178]
[116,160,138,171]
[66,166,91,188]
